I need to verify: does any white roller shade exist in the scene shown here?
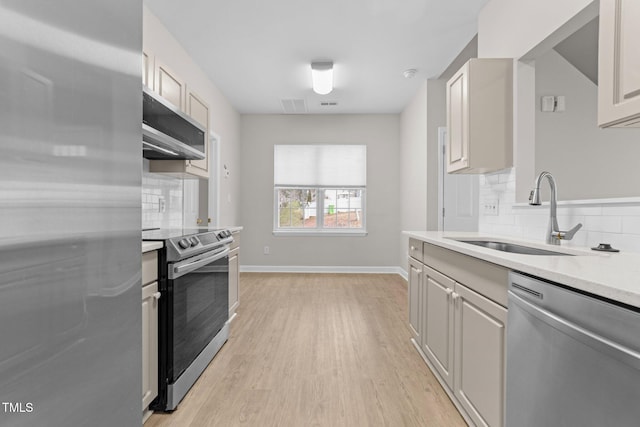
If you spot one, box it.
[274,145,366,186]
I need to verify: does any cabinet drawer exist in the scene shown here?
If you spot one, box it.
[409,238,423,260]
[142,251,158,286]
[423,243,508,307]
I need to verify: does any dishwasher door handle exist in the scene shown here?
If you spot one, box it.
[509,290,640,370]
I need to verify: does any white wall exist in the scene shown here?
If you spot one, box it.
[398,79,446,271]
[239,114,401,270]
[400,81,428,267]
[536,49,640,200]
[473,0,640,254]
[143,6,241,226]
[475,46,640,254]
[478,0,598,203]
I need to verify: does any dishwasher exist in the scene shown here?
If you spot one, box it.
[506,271,640,427]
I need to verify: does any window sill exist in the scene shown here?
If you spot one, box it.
[273,230,368,237]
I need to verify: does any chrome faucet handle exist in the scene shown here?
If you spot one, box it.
[529,188,541,205]
[552,223,583,241]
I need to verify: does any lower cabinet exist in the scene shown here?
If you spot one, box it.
[142,250,159,420]
[408,257,423,344]
[423,266,455,389]
[228,231,240,319]
[409,241,508,427]
[453,283,507,427]
[228,247,239,317]
[142,281,159,411]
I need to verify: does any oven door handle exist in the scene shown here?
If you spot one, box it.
[170,247,230,279]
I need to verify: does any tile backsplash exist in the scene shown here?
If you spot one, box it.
[142,158,201,229]
[479,168,640,253]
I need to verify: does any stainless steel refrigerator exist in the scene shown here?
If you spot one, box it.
[0,1,142,426]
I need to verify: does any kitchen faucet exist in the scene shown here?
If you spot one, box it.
[529,171,582,245]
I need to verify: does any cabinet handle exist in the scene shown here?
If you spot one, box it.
[445,288,453,297]
[410,245,416,251]
[153,292,161,300]
[451,292,459,301]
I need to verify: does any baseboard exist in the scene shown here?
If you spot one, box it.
[240,265,406,277]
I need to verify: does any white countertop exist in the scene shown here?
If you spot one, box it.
[142,241,163,253]
[404,231,640,308]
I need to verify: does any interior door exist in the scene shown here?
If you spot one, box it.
[439,127,479,232]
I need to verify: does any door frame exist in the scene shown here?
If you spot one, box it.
[437,127,446,231]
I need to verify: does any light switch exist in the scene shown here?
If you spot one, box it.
[541,96,555,112]
[541,95,566,112]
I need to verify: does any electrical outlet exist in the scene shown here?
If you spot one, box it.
[483,199,499,216]
[263,246,270,255]
[158,197,166,213]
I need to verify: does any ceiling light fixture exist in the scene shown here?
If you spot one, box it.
[311,62,334,95]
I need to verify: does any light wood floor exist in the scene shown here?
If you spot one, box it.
[146,273,465,427]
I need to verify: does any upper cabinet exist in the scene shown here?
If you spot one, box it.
[186,91,210,176]
[446,59,513,174]
[155,59,185,111]
[144,50,210,179]
[598,0,640,128]
[142,49,154,89]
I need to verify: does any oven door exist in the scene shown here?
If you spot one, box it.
[167,246,229,382]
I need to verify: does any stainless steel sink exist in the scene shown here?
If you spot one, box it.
[455,240,573,256]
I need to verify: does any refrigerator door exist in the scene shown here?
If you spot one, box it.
[0,1,142,426]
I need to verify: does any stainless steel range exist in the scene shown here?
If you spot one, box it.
[142,228,233,411]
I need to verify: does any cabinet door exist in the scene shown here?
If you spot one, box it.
[142,282,159,410]
[155,60,185,111]
[408,257,423,343]
[454,282,507,427]
[228,247,239,317]
[446,64,469,172]
[423,266,455,389]
[187,90,209,176]
[598,0,640,127]
[142,50,154,89]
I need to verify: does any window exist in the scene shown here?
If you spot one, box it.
[274,145,366,235]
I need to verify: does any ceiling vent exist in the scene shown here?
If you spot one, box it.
[280,99,307,114]
[320,101,338,107]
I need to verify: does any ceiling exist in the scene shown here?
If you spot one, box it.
[144,0,489,114]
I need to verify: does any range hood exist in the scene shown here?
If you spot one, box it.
[142,87,206,160]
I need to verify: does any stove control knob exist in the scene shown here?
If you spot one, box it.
[190,237,200,246]
[178,239,190,249]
